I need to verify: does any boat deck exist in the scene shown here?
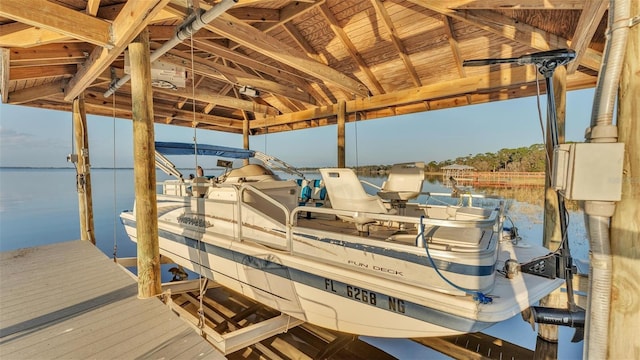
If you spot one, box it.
[0,240,224,359]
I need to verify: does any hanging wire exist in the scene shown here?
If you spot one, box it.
[534,67,572,254]
[189,28,206,330]
[112,89,118,261]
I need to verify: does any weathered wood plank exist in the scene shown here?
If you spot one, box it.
[0,241,224,359]
[0,48,9,103]
[0,0,112,48]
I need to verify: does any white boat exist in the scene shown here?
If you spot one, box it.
[120,142,563,338]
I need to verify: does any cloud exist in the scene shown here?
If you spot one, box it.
[0,126,34,145]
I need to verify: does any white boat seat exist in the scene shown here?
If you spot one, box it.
[377,162,425,203]
[320,168,395,235]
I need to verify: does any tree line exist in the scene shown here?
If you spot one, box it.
[356,144,548,174]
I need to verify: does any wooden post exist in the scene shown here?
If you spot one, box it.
[536,66,567,351]
[609,0,639,356]
[337,100,346,168]
[130,28,161,299]
[72,94,96,245]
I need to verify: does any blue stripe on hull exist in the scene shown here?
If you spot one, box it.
[121,217,493,333]
[293,232,496,276]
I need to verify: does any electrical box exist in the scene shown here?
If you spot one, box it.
[552,143,624,201]
[124,51,186,89]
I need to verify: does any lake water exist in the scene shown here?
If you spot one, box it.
[0,167,585,358]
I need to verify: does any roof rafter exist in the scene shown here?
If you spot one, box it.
[567,0,608,73]
[443,0,586,9]
[202,12,370,98]
[86,0,101,16]
[409,1,602,71]
[255,65,541,129]
[8,79,67,104]
[64,0,172,101]
[319,3,384,95]
[442,15,472,105]
[181,40,316,105]
[370,0,422,88]
[281,22,336,104]
[152,86,278,116]
[0,0,112,48]
[9,64,76,81]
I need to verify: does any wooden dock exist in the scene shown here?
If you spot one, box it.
[0,241,224,359]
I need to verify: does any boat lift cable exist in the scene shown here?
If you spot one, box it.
[417,216,493,304]
[188,27,206,330]
[111,84,118,261]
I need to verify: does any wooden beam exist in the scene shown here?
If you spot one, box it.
[409,1,602,71]
[0,0,112,48]
[252,64,550,129]
[7,79,66,104]
[9,64,76,81]
[129,29,161,299]
[0,22,72,48]
[160,47,315,105]
[86,0,102,16]
[82,91,244,130]
[1,48,9,103]
[371,0,422,88]
[72,94,96,245]
[205,13,370,97]
[64,0,171,101]
[319,4,384,95]
[443,0,585,9]
[442,15,472,105]
[9,43,95,66]
[152,86,278,116]
[567,0,609,73]
[227,7,280,22]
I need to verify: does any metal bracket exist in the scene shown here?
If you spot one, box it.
[515,251,577,280]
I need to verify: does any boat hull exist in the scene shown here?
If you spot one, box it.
[121,199,562,338]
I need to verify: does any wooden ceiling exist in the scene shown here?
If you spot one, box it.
[1,0,608,135]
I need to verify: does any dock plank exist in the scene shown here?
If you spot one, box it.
[0,241,224,359]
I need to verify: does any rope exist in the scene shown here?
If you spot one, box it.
[416,216,493,304]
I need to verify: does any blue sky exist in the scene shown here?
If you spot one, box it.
[0,88,594,168]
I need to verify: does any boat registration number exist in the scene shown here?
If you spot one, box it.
[323,278,406,314]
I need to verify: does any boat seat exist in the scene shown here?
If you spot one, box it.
[320,168,395,235]
[296,179,328,207]
[377,162,425,204]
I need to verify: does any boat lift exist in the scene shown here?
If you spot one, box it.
[464,49,587,341]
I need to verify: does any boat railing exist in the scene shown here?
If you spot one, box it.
[238,183,294,251]
[291,206,498,231]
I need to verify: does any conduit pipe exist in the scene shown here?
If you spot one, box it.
[583,0,630,358]
[104,0,238,97]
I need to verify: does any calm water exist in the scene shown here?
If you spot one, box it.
[0,167,585,358]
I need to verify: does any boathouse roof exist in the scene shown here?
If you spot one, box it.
[1,0,607,134]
